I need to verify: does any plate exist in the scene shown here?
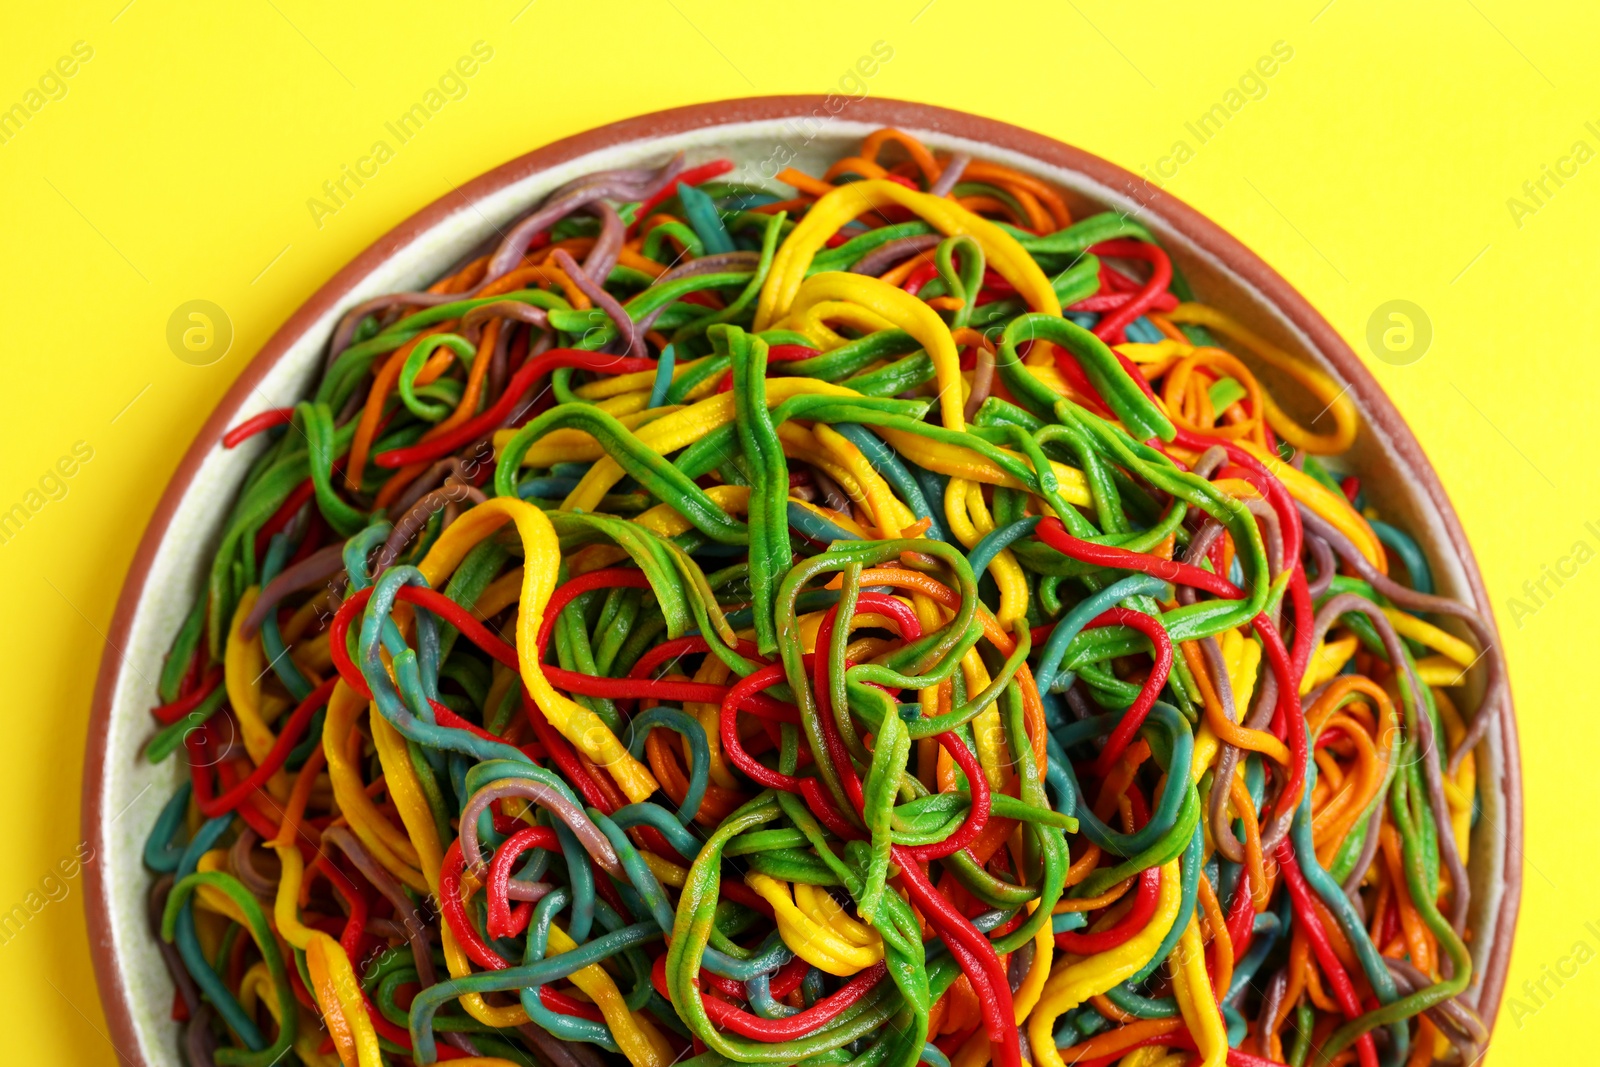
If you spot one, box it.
[82,96,1522,1065]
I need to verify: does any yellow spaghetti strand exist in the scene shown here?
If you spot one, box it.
[416,497,659,803]
[237,963,341,1067]
[814,422,918,538]
[755,179,1060,331]
[1238,440,1385,570]
[1166,303,1358,454]
[1028,860,1183,1067]
[1169,915,1228,1067]
[745,872,885,975]
[950,914,1055,1067]
[224,587,290,798]
[547,923,673,1067]
[322,682,427,890]
[780,271,967,429]
[878,429,1092,506]
[560,377,862,514]
[1382,608,1478,666]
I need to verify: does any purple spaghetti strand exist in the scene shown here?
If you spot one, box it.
[484,154,686,281]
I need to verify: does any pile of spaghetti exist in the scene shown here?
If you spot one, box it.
[141,129,1503,1067]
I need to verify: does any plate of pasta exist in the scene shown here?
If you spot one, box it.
[84,98,1519,1067]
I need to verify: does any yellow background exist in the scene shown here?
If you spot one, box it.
[1,0,1594,1061]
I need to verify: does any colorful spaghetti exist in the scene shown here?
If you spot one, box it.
[140,128,1501,1067]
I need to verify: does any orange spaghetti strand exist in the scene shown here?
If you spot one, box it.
[373,317,504,511]
[955,195,1026,228]
[432,253,488,294]
[857,566,1047,773]
[859,128,943,185]
[775,167,836,199]
[1181,639,1292,766]
[644,724,747,827]
[1196,869,1235,995]
[476,262,592,307]
[1380,825,1435,975]
[1161,346,1268,445]
[958,160,1073,229]
[1053,876,1135,914]
[824,156,889,183]
[345,325,450,491]
[1055,1019,1183,1063]
[1230,774,1275,911]
[270,742,326,849]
